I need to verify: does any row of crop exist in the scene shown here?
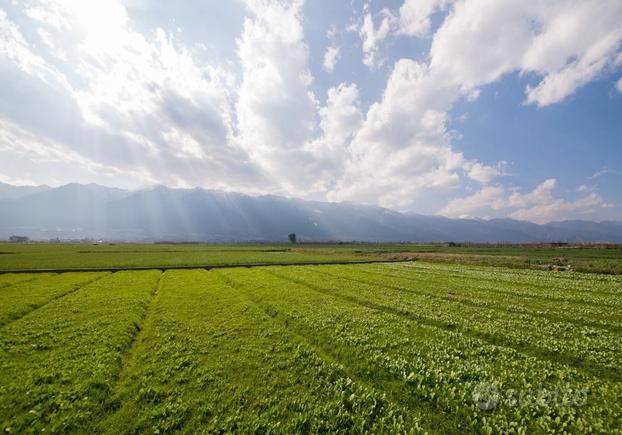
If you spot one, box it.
[279,266,622,380]
[0,272,107,326]
[318,265,622,332]
[391,262,622,297]
[0,273,44,290]
[101,269,424,434]
[366,265,622,320]
[0,270,161,433]
[370,263,622,306]
[217,266,622,433]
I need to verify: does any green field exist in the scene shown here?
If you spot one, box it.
[1,259,622,433]
[0,243,377,270]
[1,243,621,274]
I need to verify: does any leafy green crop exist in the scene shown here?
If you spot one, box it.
[0,272,105,326]
[0,270,161,433]
[1,262,621,433]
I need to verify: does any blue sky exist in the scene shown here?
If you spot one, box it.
[0,0,621,223]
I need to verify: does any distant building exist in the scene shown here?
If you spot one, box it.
[9,235,29,243]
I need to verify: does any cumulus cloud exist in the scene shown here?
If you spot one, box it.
[0,0,619,222]
[1,0,268,191]
[330,0,621,211]
[235,0,320,192]
[441,178,609,223]
[428,0,622,107]
[305,83,363,192]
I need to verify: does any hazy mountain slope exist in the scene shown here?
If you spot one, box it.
[0,182,50,201]
[0,183,620,242]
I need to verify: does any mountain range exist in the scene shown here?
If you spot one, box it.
[0,182,620,242]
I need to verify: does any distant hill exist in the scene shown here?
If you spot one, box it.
[0,182,51,201]
[0,183,620,242]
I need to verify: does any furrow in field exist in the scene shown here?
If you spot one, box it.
[107,271,164,386]
[315,265,622,333]
[100,269,424,434]
[268,266,622,382]
[0,270,162,433]
[0,272,108,327]
[0,273,50,290]
[216,267,622,434]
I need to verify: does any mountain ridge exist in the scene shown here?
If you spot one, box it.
[0,183,620,242]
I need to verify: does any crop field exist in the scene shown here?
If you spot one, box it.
[1,242,621,274]
[1,260,621,433]
[0,243,379,271]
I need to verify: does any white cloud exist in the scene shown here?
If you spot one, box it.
[428,0,622,106]
[590,167,620,179]
[235,0,320,193]
[617,77,622,93]
[507,178,557,208]
[0,117,149,186]
[0,9,68,87]
[510,193,603,223]
[328,58,474,209]
[359,6,396,69]
[306,83,363,192]
[0,0,620,222]
[397,0,453,37]
[326,24,337,39]
[323,45,340,72]
[577,184,590,193]
[329,0,621,212]
[441,178,608,223]
[439,185,506,218]
[467,162,505,184]
[1,1,266,191]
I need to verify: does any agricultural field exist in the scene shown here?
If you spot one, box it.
[1,242,621,274]
[1,259,621,433]
[0,243,379,271]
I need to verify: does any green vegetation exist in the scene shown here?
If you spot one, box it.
[0,270,161,432]
[0,243,378,270]
[1,242,622,274]
[1,261,621,433]
[0,272,105,326]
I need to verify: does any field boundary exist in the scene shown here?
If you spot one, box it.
[0,258,411,274]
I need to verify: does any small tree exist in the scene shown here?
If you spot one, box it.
[288,233,297,244]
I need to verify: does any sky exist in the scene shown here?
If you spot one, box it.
[0,0,621,224]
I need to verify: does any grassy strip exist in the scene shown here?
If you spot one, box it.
[100,269,423,434]
[0,272,107,327]
[0,270,161,433]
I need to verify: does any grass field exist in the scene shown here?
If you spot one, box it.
[1,259,621,433]
[1,242,621,274]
